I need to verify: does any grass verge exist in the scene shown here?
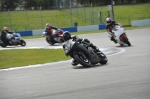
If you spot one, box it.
[0,49,71,69]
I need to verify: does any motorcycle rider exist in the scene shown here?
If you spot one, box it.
[0,27,13,44]
[45,23,63,42]
[45,23,58,35]
[62,31,102,66]
[106,17,119,43]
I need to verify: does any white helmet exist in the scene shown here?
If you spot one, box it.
[3,27,8,31]
[46,23,50,28]
[106,17,112,25]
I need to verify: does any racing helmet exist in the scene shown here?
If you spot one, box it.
[62,31,71,41]
[106,17,112,25]
[3,27,8,31]
[46,23,50,28]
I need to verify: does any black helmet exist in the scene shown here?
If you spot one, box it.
[63,31,71,41]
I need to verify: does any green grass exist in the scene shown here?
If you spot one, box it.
[0,49,71,69]
[0,3,150,31]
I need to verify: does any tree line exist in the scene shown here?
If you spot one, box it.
[0,0,149,11]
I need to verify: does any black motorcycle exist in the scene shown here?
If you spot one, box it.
[63,38,108,68]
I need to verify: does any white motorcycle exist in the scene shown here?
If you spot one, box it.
[0,32,26,47]
[109,25,131,46]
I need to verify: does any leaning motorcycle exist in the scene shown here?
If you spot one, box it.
[63,38,108,68]
[0,32,26,47]
[43,29,64,45]
[109,25,131,46]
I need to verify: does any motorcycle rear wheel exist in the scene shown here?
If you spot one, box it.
[74,51,92,68]
[0,43,7,47]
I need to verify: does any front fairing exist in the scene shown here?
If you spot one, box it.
[63,39,75,56]
[112,25,125,43]
[112,25,125,36]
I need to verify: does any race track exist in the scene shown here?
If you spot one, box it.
[0,28,150,99]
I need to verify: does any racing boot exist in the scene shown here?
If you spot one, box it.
[71,59,78,66]
[111,36,117,44]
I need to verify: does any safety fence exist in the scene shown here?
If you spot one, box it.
[0,4,111,32]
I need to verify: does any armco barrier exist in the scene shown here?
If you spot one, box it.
[77,25,99,32]
[132,19,150,26]
[99,24,106,30]
[61,27,77,32]
[18,24,106,36]
[32,29,45,36]
[18,30,32,36]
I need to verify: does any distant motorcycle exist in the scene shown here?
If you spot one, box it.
[109,25,131,46]
[0,32,26,47]
[63,37,108,68]
[43,29,64,45]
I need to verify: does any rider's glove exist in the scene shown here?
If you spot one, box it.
[72,36,77,41]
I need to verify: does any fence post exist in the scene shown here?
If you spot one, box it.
[99,11,102,24]
[91,3,94,25]
[83,4,86,22]
[25,10,29,30]
[39,6,43,29]
[111,0,115,20]
[108,11,110,17]
[69,0,73,27]
[8,9,12,31]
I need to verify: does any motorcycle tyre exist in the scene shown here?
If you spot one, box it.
[74,51,92,68]
[0,43,7,47]
[20,40,26,46]
[46,37,54,45]
[99,56,108,65]
[124,37,131,46]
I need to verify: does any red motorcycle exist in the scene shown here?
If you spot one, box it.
[43,29,64,45]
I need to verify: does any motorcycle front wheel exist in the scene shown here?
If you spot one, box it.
[124,37,131,46]
[99,55,108,65]
[20,40,26,46]
[74,51,92,68]
[46,36,54,45]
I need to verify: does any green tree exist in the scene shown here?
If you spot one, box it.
[0,0,19,10]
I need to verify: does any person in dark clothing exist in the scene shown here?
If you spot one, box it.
[106,17,119,43]
[0,27,13,44]
[62,31,102,66]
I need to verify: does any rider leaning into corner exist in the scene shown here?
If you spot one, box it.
[106,17,120,44]
[45,23,63,42]
[62,31,102,66]
[0,27,13,44]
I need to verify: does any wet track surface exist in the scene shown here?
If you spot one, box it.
[0,28,150,99]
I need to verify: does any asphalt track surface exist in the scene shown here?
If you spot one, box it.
[0,28,150,99]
